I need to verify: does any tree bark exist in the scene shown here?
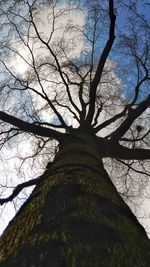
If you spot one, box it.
[0,133,150,267]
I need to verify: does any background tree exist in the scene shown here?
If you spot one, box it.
[0,0,150,266]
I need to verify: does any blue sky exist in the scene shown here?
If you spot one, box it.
[75,0,149,103]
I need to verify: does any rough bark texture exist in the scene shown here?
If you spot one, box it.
[0,133,150,266]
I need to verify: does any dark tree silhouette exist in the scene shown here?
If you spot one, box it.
[0,0,150,266]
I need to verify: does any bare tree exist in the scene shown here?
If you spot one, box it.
[0,0,150,266]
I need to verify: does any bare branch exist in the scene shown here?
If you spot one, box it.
[27,1,81,116]
[110,95,150,141]
[121,129,150,142]
[117,159,150,177]
[0,178,39,205]
[93,105,128,133]
[109,144,150,160]
[0,111,65,142]
[86,0,116,125]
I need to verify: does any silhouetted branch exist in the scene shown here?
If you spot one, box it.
[109,144,150,160]
[110,95,150,141]
[0,178,39,205]
[121,129,150,142]
[0,111,66,142]
[28,1,81,116]
[93,105,128,133]
[86,0,116,125]
[96,137,150,160]
[117,159,150,176]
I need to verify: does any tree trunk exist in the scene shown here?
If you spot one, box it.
[0,133,150,267]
